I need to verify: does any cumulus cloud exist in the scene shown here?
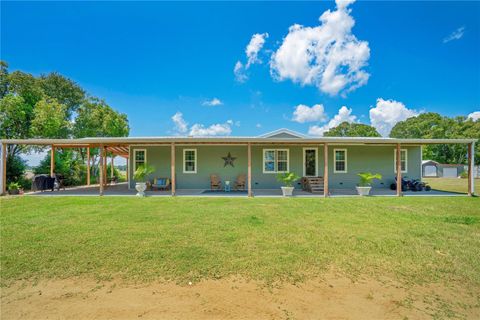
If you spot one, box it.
[234,33,269,82]
[172,112,188,134]
[292,104,327,123]
[202,98,223,106]
[270,0,370,96]
[172,112,234,136]
[369,98,418,136]
[308,106,356,136]
[468,111,480,121]
[443,26,465,43]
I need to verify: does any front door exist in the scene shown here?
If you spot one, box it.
[303,148,317,177]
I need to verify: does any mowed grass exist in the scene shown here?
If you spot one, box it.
[1,196,480,289]
[423,177,480,194]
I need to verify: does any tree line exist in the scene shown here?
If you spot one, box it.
[0,61,129,188]
[324,113,479,165]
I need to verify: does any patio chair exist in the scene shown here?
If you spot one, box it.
[210,174,222,191]
[151,178,171,191]
[234,173,246,190]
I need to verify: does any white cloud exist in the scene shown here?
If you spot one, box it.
[369,98,418,136]
[189,123,232,136]
[292,104,327,123]
[308,106,356,136]
[468,111,480,121]
[234,33,269,82]
[270,0,370,96]
[246,33,269,67]
[443,26,465,43]
[234,61,247,83]
[172,112,188,134]
[256,123,262,128]
[172,112,233,136]
[202,98,223,106]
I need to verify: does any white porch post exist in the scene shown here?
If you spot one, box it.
[171,142,176,196]
[1,143,6,195]
[396,143,402,197]
[468,142,475,196]
[248,143,252,197]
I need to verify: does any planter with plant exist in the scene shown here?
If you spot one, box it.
[356,172,382,196]
[276,172,300,197]
[7,182,22,195]
[133,164,155,196]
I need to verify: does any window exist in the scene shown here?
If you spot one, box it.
[183,149,197,173]
[133,149,146,172]
[334,149,347,173]
[394,149,408,173]
[263,149,289,173]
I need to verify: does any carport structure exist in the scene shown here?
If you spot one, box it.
[0,135,476,197]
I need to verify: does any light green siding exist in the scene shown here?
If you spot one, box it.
[129,145,422,190]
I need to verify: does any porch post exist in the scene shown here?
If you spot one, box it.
[103,148,107,187]
[50,146,55,177]
[324,143,329,197]
[171,142,176,196]
[247,142,252,197]
[1,143,6,195]
[86,147,91,186]
[468,142,475,196]
[99,145,104,196]
[396,143,402,197]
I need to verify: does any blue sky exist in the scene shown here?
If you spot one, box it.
[2,0,480,141]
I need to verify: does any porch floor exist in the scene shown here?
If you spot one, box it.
[25,182,467,197]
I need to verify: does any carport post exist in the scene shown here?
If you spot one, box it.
[111,155,114,178]
[324,143,329,197]
[50,146,55,177]
[468,142,475,196]
[99,145,104,196]
[396,143,402,197]
[86,147,91,186]
[1,143,6,195]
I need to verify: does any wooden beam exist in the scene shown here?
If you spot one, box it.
[248,143,252,197]
[171,143,176,196]
[50,146,55,177]
[103,148,107,187]
[99,145,104,196]
[324,143,329,197]
[1,143,6,195]
[111,155,114,178]
[468,142,473,196]
[86,147,91,186]
[396,143,402,197]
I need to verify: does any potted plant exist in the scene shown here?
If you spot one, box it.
[133,164,155,197]
[7,182,21,195]
[276,172,300,197]
[356,172,382,196]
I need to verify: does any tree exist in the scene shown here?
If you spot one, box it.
[324,122,381,137]
[38,72,85,116]
[30,98,70,138]
[390,113,480,165]
[0,61,9,98]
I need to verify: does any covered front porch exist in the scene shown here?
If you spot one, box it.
[25,182,465,197]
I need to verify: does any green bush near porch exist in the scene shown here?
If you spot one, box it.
[1,196,479,290]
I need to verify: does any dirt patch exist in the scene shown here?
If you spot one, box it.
[1,273,478,320]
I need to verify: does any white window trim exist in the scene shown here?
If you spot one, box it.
[303,148,318,177]
[394,149,408,173]
[262,149,289,174]
[183,148,197,174]
[333,148,347,173]
[133,149,147,173]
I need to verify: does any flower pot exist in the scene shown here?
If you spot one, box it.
[8,189,19,195]
[281,186,294,197]
[356,186,372,196]
[135,182,147,197]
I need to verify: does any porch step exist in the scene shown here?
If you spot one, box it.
[302,176,325,194]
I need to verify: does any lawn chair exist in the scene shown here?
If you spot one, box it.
[210,174,222,191]
[151,178,171,191]
[234,173,246,190]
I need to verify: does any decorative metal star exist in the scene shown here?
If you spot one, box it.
[222,152,236,167]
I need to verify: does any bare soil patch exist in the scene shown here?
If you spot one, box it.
[2,273,478,320]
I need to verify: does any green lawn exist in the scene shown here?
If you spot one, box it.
[423,177,480,194]
[1,196,479,290]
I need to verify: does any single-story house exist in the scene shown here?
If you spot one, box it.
[422,160,465,178]
[0,129,477,196]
